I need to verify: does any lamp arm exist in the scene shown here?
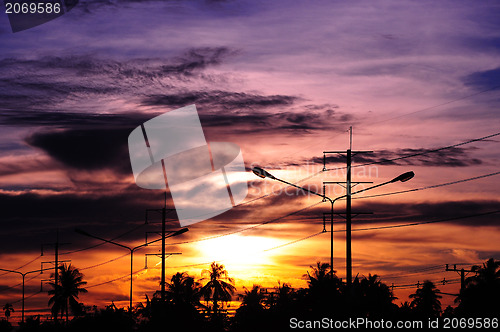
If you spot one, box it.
[351,180,392,196]
[274,178,335,203]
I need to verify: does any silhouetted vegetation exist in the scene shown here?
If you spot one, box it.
[409,280,442,318]
[455,258,500,317]
[2,303,14,322]
[3,258,499,331]
[48,264,88,322]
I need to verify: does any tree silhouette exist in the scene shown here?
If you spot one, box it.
[409,280,442,317]
[232,285,266,331]
[166,272,202,310]
[135,294,151,321]
[2,303,14,321]
[239,285,265,310]
[303,262,342,317]
[48,264,88,322]
[456,258,500,316]
[201,262,236,316]
[351,274,397,317]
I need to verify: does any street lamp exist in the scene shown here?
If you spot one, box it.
[253,167,338,279]
[252,167,414,281]
[75,227,188,311]
[0,267,53,323]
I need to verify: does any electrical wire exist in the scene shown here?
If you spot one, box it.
[79,253,130,271]
[11,290,42,304]
[336,210,500,233]
[55,132,500,259]
[86,268,146,289]
[325,131,500,171]
[0,255,42,277]
[262,231,324,252]
[0,273,42,293]
[60,222,147,255]
[353,171,500,200]
[164,201,323,246]
[369,85,500,125]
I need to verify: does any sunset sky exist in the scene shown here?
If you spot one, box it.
[1,0,499,319]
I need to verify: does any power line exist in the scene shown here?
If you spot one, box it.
[51,202,323,275]
[332,210,500,233]
[392,278,462,290]
[79,253,130,271]
[70,209,499,275]
[353,171,500,200]
[0,273,41,293]
[86,268,146,289]
[60,222,146,255]
[382,269,447,280]
[158,232,328,269]
[11,290,42,304]
[326,131,500,171]
[0,255,41,277]
[262,231,324,252]
[57,133,500,258]
[164,201,323,246]
[369,85,500,125]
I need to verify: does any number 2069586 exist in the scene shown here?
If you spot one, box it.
[5,2,61,14]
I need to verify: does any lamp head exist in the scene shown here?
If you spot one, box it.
[252,167,276,179]
[390,171,415,183]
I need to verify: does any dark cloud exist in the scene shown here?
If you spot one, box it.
[14,111,156,174]
[25,128,133,173]
[0,189,179,254]
[463,67,500,91]
[0,110,150,128]
[309,146,482,168]
[142,90,297,110]
[0,47,234,112]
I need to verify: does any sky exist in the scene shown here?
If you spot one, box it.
[0,0,499,318]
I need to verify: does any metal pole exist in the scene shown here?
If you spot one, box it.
[461,268,465,292]
[330,201,334,279]
[161,205,166,303]
[22,274,25,323]
[346,148,352,287]
[130,250,134,312]
[54,231,59,323]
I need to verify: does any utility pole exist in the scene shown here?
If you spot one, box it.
[0,267,53,323]
[145,193,176,304]
[161,200,166,303]
[41,230,70,322]
[445,264,476,292]
[323,127,372,287]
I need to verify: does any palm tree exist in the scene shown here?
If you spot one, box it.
[200,262,236,316]
[166,271,204,316]
[304,262,342,315]
[48,264,88,322]
[239,285,265,311]
[457,258,500,316]
[409,280,442,317]
[353,274,396,317]
[304,262,335,288]
[2,303,14,321]
[233,285,266,331]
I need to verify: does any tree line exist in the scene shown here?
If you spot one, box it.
[1,258,498,331]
